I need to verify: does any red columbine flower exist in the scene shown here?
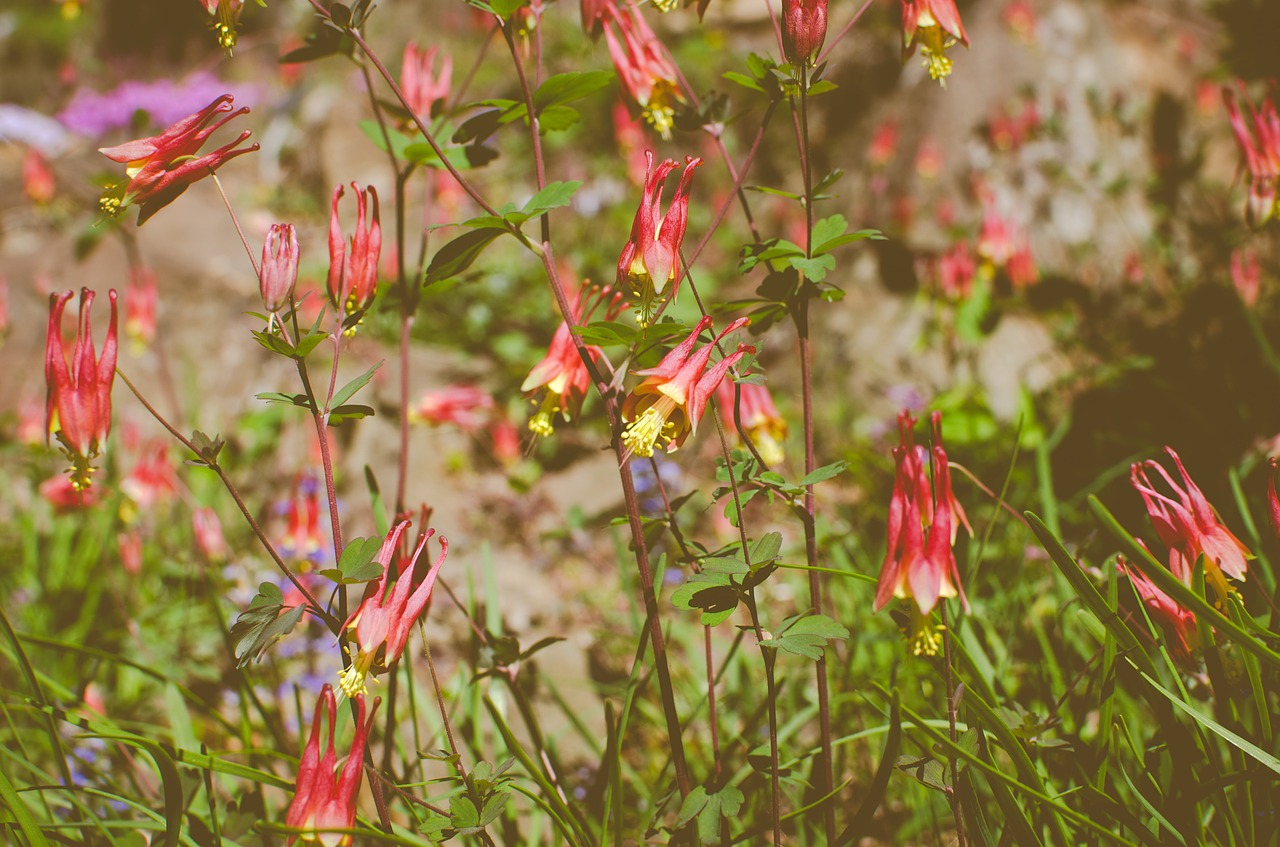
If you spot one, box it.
[338,521,448,698]
[261,223,300,316]
[1222,83,1280,228]
[326,183,382,327]
[522,283,623,437]
[603,2,685,139]
[714,379,788,466]
[617,151,702,325]
[782,0,828,68]
[874,411,971,656]
[401,42,451,125]
[46,288,118,492]
[1119,551,1199,671]
[23,148,55,205]
[285,685,379,847]
[901,0,969,86]
[1130,446,1252,601]
[124,267,157,354]
[98,94,257,224]
[411,385,494,431]
[620,316,754,459]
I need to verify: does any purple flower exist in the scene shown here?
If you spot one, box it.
[58,73,259,138]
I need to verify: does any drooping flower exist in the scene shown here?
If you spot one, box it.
[199,0,246,52]
[261,223,300,316]
[411,385,494,430]
[401,42,451,125]
[1119,550,1199,670]
[1231,247,1261,306]
[522,283,623,437]
[46,288,118,491]
[1222,83,1280,228]
[874,411,971,656]
[781,0,828,68]
[603,3,685,139]
[326,184,382,327]
[1130,446,1252,600]
[338,521,448,698]
[121,442,178,513]
[280,475,326,570]
[620,316,754,459]
[901,0,970,86]
[124,267,158,353]
[193,506,229,562]
[713,379,788,466]
[617,151,702,325]
[23,148,55,205]
[285,685,379,846]
[98,94,257,224]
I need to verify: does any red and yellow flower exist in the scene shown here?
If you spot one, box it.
[617,151,702,325]
[45,288,118,491]
[901,0,969,86]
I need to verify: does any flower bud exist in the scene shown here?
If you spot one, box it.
[782,0,828,67]
[259,223,299,313]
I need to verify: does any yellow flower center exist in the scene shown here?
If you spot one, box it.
[338,648,377,698]
[622,397,678,458]
[908,609,945,657]
[916,25,958,86]
[528,393,560,437]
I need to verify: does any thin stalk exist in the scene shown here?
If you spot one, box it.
[210,172,259,278]
[815,0,877,66]
[712,409,781,845]
[499,23,549,247]
[793,61,834,841]
[940,604,967,847]
[116,369,336,630]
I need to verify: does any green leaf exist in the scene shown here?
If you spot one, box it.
[1140,670,1280,775]
[330,360,383,408]
[255,391,309,407]
[524,180,582,216]
[808,79,838,96]
[745,184,803,200]
[0,765,51,847]
[788,253,836,281]
[402,140,473,170]
[751,531,783,566]
[535,104,580,133]
[424,227,506,285]
[723,71,765,92]
[449,795,480,829]
[327,404,374,424]
[358,119,415,161]
[573,320,638,346]
[798,461,848,487]
[762,612,848,659]
[230,585,306,667]
[533,70,613,110]
[479,791,509,826]
[337,535,386,583]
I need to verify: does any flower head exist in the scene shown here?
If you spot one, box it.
[1120,551,1199,670]
[901,0,970,86]
[98,94,257,224]
[261,223,300,315]
[617,151,702,325]
[522,283,623,437]
[401,43,452,125]
[326,184,382,327]
[411,385,494,430]
[124,267,158,353]
[874,412,971,655]
[23,148,55,205]
[603,3,685,139]
[285,685,379,846]
[620,316,754,459]
[782,0,828,68]
[46,288,118,491]
[714,379,788,466]
[1130,446,1252,599]
[1223,82,1280,228]
[338,521,448,698]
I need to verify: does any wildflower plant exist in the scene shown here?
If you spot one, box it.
[5,1,1280,846]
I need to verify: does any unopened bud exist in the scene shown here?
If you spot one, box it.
[260,223,299,313]
[782,0,828,67]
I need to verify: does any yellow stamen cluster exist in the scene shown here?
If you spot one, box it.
[528,394,560,437]
[644,105,676,141]
[908,612,946,657]
[338,648,377,698]
[622,404,676,458]
[652,0,679,12]
[914,24,959,86]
